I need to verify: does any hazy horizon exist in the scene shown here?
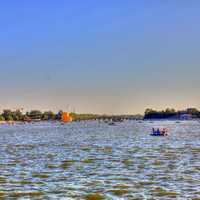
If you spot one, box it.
[0,1,200,114]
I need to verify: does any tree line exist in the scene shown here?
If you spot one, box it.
[0,109,61,121]
[0,109,143,122]
[0,109,106,122]
[144,108,200,119]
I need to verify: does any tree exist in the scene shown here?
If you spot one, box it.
[165,108,176,114]
[0,115,5,121]
[6,115,13,121]
[2,109,13,121]
[187,108,199,115]
[145,108,153,115]
[144,108,177,119]
[12,109,23,121]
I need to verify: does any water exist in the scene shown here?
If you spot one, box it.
[0,120,200,199]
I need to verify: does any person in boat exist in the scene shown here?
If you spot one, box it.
[156,128,160,135]
[152,128,161,135]
[152,128,157,134]
[152,128,168,136]
[163,128,168,136]
[161,128,168,136]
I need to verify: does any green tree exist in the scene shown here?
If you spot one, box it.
[165,108,175,113]
[6,115,13,121]
[187,108,199,115]
[145,108,154,115]
[0,115,5,121]
[2,109,13,121]
[11,110,23,121]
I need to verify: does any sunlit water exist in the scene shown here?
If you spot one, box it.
[0,120,200,199]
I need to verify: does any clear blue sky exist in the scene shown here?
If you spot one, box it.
[0,1,200,114]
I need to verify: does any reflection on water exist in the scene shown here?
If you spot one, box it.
[0,120,200,199]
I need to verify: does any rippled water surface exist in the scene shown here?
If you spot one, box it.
[0,120,200,199]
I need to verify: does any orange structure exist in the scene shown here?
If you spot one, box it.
[61,112,72,123]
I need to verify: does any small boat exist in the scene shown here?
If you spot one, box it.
[108,122,116,126]
[151,128,168,136]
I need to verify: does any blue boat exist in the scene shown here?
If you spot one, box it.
[151,128,168,136]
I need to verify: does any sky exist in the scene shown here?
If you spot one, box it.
[0,1,200,114]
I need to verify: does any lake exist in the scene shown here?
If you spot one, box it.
[0,120,199,199]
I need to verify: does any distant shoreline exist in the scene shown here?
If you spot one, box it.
[144,108,200,120]
[0,109,143,123]
[0,107,199,123]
